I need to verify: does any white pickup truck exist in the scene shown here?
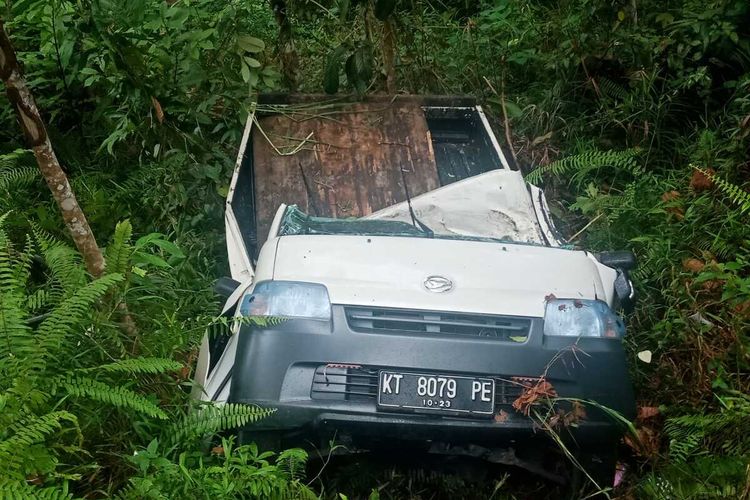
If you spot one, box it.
[193,95,636,485]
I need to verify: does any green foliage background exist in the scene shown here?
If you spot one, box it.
[1,0,749,498]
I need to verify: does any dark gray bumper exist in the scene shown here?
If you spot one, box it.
[229,306,635,445]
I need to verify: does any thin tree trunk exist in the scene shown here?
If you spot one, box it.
[271,0,298,91]
[0,20,105,278]
[382,18,396,94]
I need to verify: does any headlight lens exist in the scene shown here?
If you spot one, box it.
[543,299,625,338]
[239,281,331,320]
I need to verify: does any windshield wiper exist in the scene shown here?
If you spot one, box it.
[398,165,434,237]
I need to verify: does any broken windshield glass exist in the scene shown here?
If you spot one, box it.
[278,205,427,238]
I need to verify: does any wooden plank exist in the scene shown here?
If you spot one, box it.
[251,101,440,243]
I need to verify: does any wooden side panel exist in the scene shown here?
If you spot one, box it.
[251,101,439,242]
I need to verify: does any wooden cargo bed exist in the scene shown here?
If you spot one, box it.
[231,95,507,257]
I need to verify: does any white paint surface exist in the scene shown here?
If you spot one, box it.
[270,234,613,318]
[366,169,546,245]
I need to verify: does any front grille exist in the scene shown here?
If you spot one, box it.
[310,364,528,409]
[345,306,531,341]
[311,364,379,401]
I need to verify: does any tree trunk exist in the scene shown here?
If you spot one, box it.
[382,18,396,94]
[0,20,106,278]
[270,0,298,91]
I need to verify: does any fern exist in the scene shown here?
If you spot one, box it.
[0,479,76,500]
[665,395,750,462]
[276,448,309,482]
[525,148,641,184]
[598,77,629,101]
[0,411,79,480]
[692,165,750,213]
[0,222,36,378]
[164,403,276,447]
[0,166,38,192]
[36,273,124,373]
[61,376,168,420]
[204,314,287,340]
[84,357,182,375]
[105,220,134,275]
[31,224,87,296]
[0,150,37,195]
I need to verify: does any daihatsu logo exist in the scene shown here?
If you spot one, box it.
[423,275,453,293]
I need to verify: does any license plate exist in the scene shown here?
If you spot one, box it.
[377,371,495,416]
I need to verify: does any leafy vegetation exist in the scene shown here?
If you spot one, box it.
[1,0,749,498]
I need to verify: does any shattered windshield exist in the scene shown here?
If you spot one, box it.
[277,205,544,245]
[278,205,428,238]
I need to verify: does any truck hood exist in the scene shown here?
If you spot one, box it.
[269,235,616,318]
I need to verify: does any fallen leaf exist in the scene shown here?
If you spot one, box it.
[690,167,715,191]
[682,258,705,273]
[701,279,724,292]
[494,409,509,423]
[512,378,558,416]
[637,406,660,420]
[661,191,685,220]
[661,191,681,202]
[151,96,165,124]
[637,350,652,363]
[211,446,224,455]
[624,426,660,458]
[734,301,750,318]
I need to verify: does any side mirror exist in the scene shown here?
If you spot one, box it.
[215,276,241,299]
[597,251,637,271]
[614,271,636,314]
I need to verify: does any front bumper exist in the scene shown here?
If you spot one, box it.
[229,305,635,447]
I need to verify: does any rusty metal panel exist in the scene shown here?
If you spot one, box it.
[251,101,439,243]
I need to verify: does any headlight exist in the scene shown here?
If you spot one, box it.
[239,281,331,320]
[543,299,625,338]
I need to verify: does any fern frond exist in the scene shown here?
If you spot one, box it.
[26,289,51,313]
[276,448,309,481]
[665,395,750,462]
[31,224,87,295]
[36,273,124,372]
[61,376,168,420]
[0,479,75,500]
[105,220,134,275]
[165,403,276,447]
[526,149,640,184]
[0,166,38,192]
[0,227,35,378]
[83,357,182,375]
[205,315,286,339]
[0,411,78,480]
[598,77,628,101]
[0,149,34,169]
[692,165,750,213]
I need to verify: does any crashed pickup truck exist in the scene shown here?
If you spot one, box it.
[193,95,636,483]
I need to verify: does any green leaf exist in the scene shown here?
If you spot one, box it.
[241,63,251,83]
[237,35,265,54]
[132,252,170,268]
[345,46,373,95]
[323,46,347,94]
[338,0,350,21]
[244,56,261,69]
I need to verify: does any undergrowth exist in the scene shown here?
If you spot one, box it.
[1,0,749,498]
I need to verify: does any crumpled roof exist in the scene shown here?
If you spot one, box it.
[365,169,546,244]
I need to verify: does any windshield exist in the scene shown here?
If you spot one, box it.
[278,205,426,238]
[277,205,541,245]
